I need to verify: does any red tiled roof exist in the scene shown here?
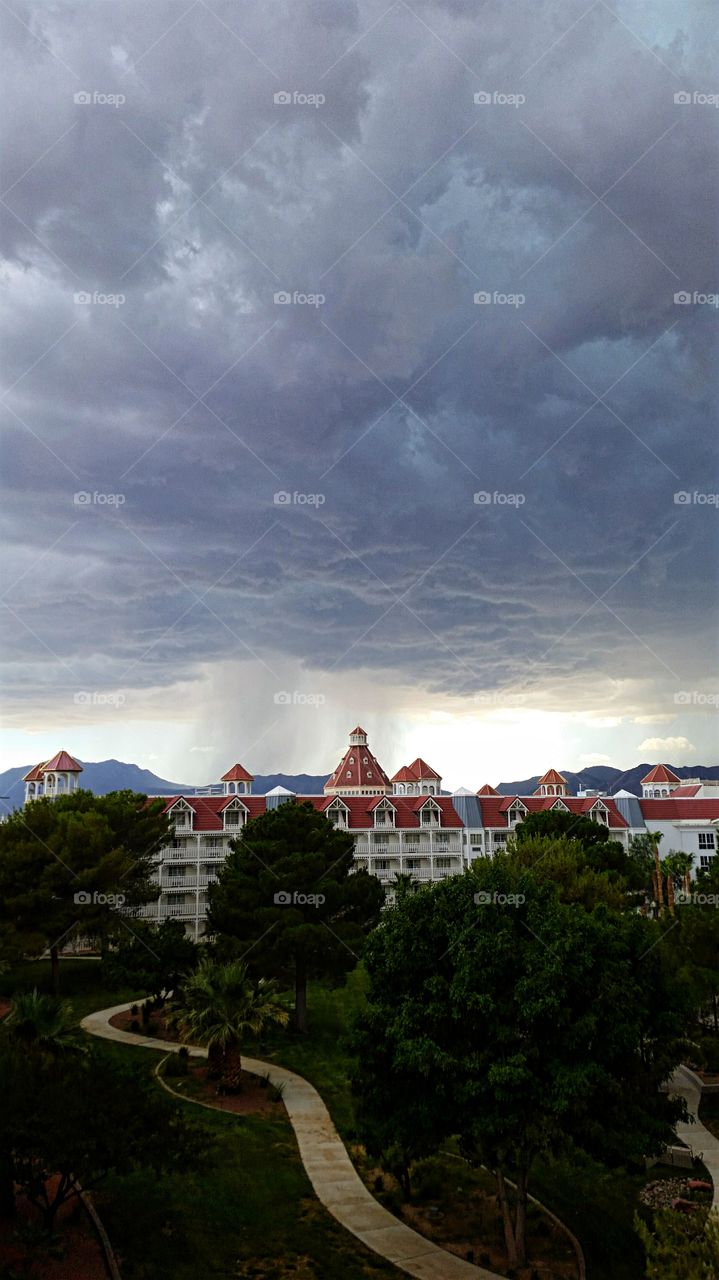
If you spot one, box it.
[349,726,367,737]
[42,750,82,773]
[477,783,499,796]
[478,796,627,829]
[390,757,441,783]
[157,793,462,831]
[324,736,391,793]
[639,799,719,821]
[669,785,701,798]
[641,764,680,785]
[23,762,46,783]
[536,768,567,786]
[220,763,254,782]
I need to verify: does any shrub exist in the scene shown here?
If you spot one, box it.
[130,1004,138,1016]
[164,1048,190,1078]
[129,1019,140,1033]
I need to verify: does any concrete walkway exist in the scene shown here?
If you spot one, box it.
[81,1003,502,1279]
[667,1065,719,1211]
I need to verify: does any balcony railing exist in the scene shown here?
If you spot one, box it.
[159,874,218,889]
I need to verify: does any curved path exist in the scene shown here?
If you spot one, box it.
[82,1002,501,1279]
[667,1065,719,1210]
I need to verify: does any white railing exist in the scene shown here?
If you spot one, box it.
[159,874,217,889]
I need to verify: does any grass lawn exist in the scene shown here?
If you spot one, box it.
[90,1042,403,1280]
[0,956,143,1021]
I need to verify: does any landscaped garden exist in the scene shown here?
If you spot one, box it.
[2,791,719,1278]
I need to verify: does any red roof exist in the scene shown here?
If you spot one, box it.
[42,750,82,773]
[324,734,391,793]
[157,794,462,831]
[220,763,254,782]
[641,764,680,785]
[536,768,567,786]
[391,756,441,782]
[349,726,367,737]
[477,783,499,796]
[23,762,46,783]
[639,799,719,821]
[478,795,627,829]
[669,785,701,798]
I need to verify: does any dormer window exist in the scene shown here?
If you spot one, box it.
[349,756,355,764]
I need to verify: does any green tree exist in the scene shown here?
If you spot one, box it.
[102,917,198,999]
[509,833,633,909]
[0,790,170,992]
[207,801,384,1031]
[166,957,288,1090]
[635,1208,719,1278]
[0,1044,209,1234]
[389,872,420,903]
[353,857,687,1270]
[6,989,82,1060]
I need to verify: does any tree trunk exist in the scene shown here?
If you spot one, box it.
[0,1152,15,1218]
[514,1168,528,1268]
[294,958,308,1034]
[653,845,664,912]
[494,1169,518,1269]
[207,1040,223,1080]
[666,875,675,915]
[221,1041,244,1093]
[50,945,60,995]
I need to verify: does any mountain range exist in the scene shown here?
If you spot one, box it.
[1,759,718,813]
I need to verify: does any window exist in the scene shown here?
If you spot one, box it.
[225,809,241,825]
[375,859,389,871]
[367,770,372,778]
[493,832,508,845]
[349,756,355,764]
[700,855,712,869]
[699,833,716,850]
[167,866,184,878]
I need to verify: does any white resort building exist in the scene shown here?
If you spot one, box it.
[23,732,719,940]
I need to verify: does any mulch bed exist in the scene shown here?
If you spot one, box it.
[108,1006,178,1039]
[356,1154,579,1280]
[0,1181,108,1280]
[164,1061,286,1116]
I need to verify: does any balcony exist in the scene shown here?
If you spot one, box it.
[137,902,203,919]
[159,874,218,889]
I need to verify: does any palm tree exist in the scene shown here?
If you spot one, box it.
[663,851,695,912]
[7,989,81,1058]
[167,958,289,1092]
[390,872,420,903]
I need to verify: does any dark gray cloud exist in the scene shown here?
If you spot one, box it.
[1,0,717,754]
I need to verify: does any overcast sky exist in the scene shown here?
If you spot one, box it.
[1,0,717,789]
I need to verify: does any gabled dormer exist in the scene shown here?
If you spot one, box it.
[167,798,194,831]
[417,796,442,827]
[221,796,248,830]
[371,797,396,828]
[587,798,609,825]
[507,799,528,826]
[549,798,569,812]
[324,796,350,829]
